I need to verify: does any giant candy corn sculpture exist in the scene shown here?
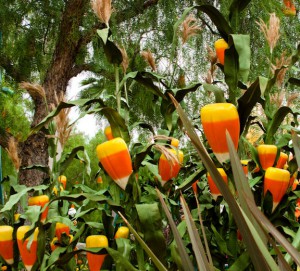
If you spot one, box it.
[283,0,296,16]
[158,148,184,186]
[0,226,14,265]
[207,168,228,200]
[257,144,277,170]
[104,126,114,140]
[55,222,70,241]
[28,195,49,223]
[241,160,250,176]
[200,103,240,164]
[115,226,129,239]
[96,137,132,190]
[264,167,290,211]
[86,235,108,271]
[214,39,229,65]
[17,226,39,271]
[58,175,67,189]
[276,152,288,169]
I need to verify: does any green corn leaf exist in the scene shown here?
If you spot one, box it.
[246,199,300,266]
[196,5,233,40]
[265,107,295,144]
[106,247,138,271]
[175,167,205,192]
[136,203,166,264]
[291,130,300,167]
[118,211,168,271]
[119,71,166,100]
[180,195,214,271]
[156,189,195,271]
[284,227,300,265]
[228,251,251,271]
[237,77,262,134]
[230,35,251,83]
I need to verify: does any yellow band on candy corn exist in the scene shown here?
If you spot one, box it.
[17,226,39,241]
[0,226,13,241]
[86,235,108,248]
[96,137,129,159]
[201,103,238,122]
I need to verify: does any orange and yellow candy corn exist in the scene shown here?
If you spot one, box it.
[114,226,129,239]
[96,137,132,190]
[17,226,39,271]
[28,195,49,223]
[58,175,67,189]
[97,176,103,184]
[289,171,297,187]
[283,0,296,16]
[207,168,228,200]
[86,235,108,271]
[214,39,229,65]
[104,126,114,141]
[241,160,250,176]
[200,103,240,164]
[55,223,70,241]
[257,144,277,170]
[171,138,180,148]
[264,167,290,211]
[292,179,299,191]
[0,226,14,265]
[158,148,184,186]
[50,237,59,251]
[276,152,288,169]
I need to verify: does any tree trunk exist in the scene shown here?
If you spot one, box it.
[1,0,160,187]
[18,0,89,186]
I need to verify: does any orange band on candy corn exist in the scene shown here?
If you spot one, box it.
[207,168,228,200]
[55,223,70,241]
[104,126,114,140]
[214,39,229,65]
[257,144,277,170]
[276,152,288,169]
[58,175,67,189]
[264,167,290,211]
[158,149,184,185]
[96,137,132,190]
[200,103,240,164]
[17,226,39,271]
[0,226,14,265]
[86,235,108,271]
[28,195,49,223]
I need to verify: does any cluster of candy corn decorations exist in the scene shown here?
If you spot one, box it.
[1,34,299,271]
[97,104,297,216]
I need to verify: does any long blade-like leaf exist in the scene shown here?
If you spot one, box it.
[180,195,213,271]
[246,198,300,266]
[240,208,280,271]
[291,130,300,167]
[118,212,168,271]
[156,189,194,271]
[226,131,267,243]
[284,227,300,264]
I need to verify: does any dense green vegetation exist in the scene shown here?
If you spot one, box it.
[0,0,299,270]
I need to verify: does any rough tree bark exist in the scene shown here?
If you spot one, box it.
[19,0,90,186]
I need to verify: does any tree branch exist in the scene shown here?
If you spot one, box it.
[115,0,159,25]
